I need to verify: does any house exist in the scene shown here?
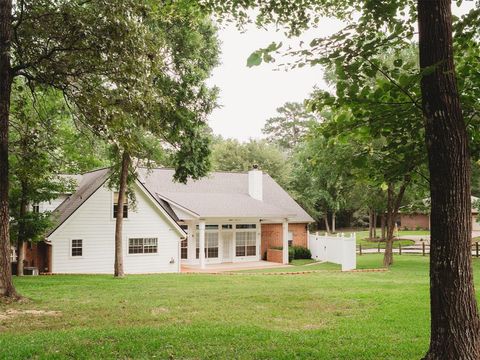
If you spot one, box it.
[23,167,313,274]
[399,196,480,231]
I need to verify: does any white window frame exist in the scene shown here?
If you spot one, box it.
[112,191,129,220]
[70,239,83,258]
[235,225,258,258]
[127,237,158,255]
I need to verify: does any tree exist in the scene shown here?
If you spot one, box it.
[290,132,355,233]
[80,3,220,277]
[0,0,208,297]
[211,137,290,187]
[203,0,480,356]
[262,102,319,151]
[418,1,480,357]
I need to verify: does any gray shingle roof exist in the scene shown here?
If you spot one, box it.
[47,167,314,237]
[138,168,313,222]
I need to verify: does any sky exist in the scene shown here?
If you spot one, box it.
[206,3,476,142]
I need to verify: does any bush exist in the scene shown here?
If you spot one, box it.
[290,246,312,260]
[269,246,312,262]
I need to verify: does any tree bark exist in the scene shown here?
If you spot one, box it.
[383,181,409,267]
[380,213,386,241]
[323,214,330,233]
[16,181,28,276]
[114,151,130,278]
[331,211,336,233]
[0,0,18,299]
[418,1,480,358]
[373,210,377,239]
[368,209,373,239]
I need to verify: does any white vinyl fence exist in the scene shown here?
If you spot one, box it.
[308,232,356,271]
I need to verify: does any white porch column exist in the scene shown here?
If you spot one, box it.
[282,220,289,264]
[199,220,206,269]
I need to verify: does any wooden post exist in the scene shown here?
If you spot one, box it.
[476,242,479,258]
[359,244,362,255]
[399,243,402,255]
[378,242,380,253]
[423,242,426,257]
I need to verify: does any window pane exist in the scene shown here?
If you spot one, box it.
[113,192,128,219]
[236,246,246,257]
[246,246,256,256]
[236,224,256,229]
[222,224,233,229]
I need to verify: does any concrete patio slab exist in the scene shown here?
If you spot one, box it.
[181,260,289,273]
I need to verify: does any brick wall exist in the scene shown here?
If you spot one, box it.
[266,248,283,263]
[261,223,308,258]
[399,214,430,230]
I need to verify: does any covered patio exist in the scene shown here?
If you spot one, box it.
[181,260,289,273]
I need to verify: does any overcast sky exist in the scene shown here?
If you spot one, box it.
[207,4,476,142]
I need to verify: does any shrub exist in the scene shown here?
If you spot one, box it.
[290,246,312,260]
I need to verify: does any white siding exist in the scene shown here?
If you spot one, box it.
[37,194,69,212]
[48,184,181,274]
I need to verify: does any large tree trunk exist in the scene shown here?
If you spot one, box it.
[418,1,480,358]
[16,182,28,276]
[114,151,130,278]
[0,0,17,299]
[323,214,330,233]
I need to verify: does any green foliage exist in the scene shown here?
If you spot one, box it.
[8,81,106,243]
[262,102,319,151]
[210,137,290,187]
[289,245,312,260]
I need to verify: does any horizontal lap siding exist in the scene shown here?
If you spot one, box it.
[49,184,180,274]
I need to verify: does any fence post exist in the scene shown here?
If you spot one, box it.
[399,243,402,255]
[359,244,362,256]
[341,232,345,238]
[377,242,380,253]
[422,242,425,256]
[476,242,479,258]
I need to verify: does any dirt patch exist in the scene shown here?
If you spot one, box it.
[0,309,61,321]
[151,307,169,315]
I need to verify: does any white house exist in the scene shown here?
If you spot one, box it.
[27,167,313,274]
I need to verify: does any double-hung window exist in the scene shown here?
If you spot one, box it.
[195,226,219,259]
[113,192,128,218]
[235,227,257,257]
[71,239,83,257]
[128,238,158,254]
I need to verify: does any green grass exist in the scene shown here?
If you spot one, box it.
[357,238,415,249]
[1,255,479,359]
[349,229,430,241]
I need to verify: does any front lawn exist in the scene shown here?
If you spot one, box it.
[2,255,479,359]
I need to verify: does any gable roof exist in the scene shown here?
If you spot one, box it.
[138,168,313,222]
[46,167,314,238]
[46,168,186,238]
[46,168,111,237]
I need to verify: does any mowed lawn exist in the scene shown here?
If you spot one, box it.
[2,255,479,359]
